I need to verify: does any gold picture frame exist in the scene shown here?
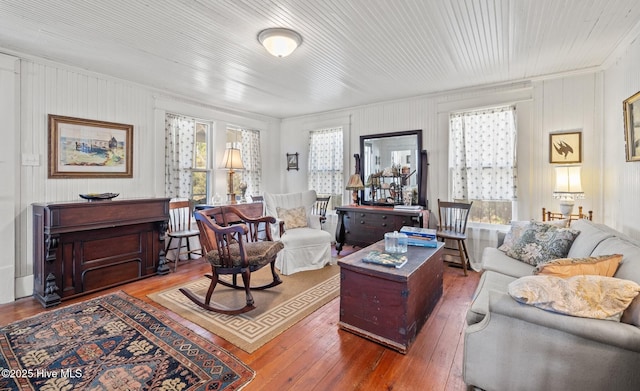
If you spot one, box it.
[623,91,640,162]
[48,115,133,178]
[549,131,582,164]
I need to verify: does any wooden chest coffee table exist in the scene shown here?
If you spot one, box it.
[337,240,444,353]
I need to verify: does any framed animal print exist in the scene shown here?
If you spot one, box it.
[549,131,582,164]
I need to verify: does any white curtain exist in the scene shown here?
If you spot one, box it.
[450,106,517,201]
[240,128,262,196]
[165,113,195,198]
[308,127,343,207]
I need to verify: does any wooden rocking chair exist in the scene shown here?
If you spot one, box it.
[179,205,284,315]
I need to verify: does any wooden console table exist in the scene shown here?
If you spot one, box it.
[335,205,427,254]
[338,240,444,353]
[32,198,170,307]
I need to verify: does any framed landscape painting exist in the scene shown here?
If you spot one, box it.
[623,91,640,162]
[48,115,133,178]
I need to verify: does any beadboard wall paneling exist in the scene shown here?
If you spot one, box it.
[14,59,281,297]
[280,74,604,224]
[603,36,640,236]
[17,61,160,279]
[0,54,19,304]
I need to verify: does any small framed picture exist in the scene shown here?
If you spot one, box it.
[286,152,299,171]
[623,91,640,162]
[549,131,582,164]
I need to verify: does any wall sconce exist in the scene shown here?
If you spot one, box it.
[221,144,244,204]
[553,165,584,217]
[258,28,302,57]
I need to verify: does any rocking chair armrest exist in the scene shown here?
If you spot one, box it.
[222,206,275,225]
[196,211,248,236]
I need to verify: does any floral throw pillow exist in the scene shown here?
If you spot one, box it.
[501,222,580,266]
[508,275,640,321]
[499,219,569,254]
[276,206,308,229]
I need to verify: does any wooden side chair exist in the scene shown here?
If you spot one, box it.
[166,200,202,271]
[179,206,284,315]
[311,195,331,223]
[436,199,473,276]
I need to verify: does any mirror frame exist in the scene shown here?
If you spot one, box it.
[359,129,427,207]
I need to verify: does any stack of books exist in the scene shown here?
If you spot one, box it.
[400,226,438,248]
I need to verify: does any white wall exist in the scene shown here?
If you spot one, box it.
[0,53,19,303]
[10,57,280,302]
[603,35,640,236]
[281,75,604,223]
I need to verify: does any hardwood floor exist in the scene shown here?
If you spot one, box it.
[0,246,481,391]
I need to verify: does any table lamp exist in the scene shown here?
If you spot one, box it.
[553,165,584,217]
[221,145,244,204]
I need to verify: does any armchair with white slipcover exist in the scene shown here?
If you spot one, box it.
[264,190,333,275]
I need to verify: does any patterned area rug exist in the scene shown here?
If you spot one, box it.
[148,264,340,353]
[0,291,254,391]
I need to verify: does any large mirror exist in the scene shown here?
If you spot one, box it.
[359,130,428,207]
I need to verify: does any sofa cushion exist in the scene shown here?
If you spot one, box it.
[466,270,517,325]
[481,247,535,278]
[498,220,567,254]
[592,237,640,326]
[534,254,622,278]
[508,275,640,321]
[566,219,615,258]
[500,222,580,266]
[277,206,308,229]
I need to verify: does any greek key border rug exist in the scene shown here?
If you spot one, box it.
[148,265,340,354]
[0,291,254,391]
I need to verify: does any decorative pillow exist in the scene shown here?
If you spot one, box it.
[276,206,308,229]
[499,219,569,254]
[508,275,640,321]
[534,254,623,278]
[501,222,580,266]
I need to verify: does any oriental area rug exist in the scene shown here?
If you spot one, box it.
[148,264,340,353]
[0,291,254,391]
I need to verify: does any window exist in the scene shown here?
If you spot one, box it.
[191,122,209,203]
[449,106,517,224]
[165,113,211,204]
[227,126,262,198]
[308,127,343,208]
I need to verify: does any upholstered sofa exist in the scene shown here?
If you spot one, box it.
[463,219,640,391]
[264,190,333,275]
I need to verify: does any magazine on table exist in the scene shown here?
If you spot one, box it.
[362,250,408,268]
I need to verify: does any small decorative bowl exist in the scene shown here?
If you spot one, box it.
[79,193,119,201]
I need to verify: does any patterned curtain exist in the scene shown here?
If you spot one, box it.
[308,127,343,203]
[165,113,195,198]
[450,106,517,201]
[240,128,262,195]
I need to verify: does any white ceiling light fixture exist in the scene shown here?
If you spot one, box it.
[258,28,302,58]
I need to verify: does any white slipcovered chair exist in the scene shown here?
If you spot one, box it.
[264,190,333,275]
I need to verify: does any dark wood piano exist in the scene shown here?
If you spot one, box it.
[32,198,170,307]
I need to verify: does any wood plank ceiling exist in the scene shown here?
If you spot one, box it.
[0,0,639,118]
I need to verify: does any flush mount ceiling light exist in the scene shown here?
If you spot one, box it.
[258,28,302,57]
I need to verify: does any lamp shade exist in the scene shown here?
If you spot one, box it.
[553,166,584,199]
[345,174,365,190]
[221,147,245,170]
[258,28,302,57]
